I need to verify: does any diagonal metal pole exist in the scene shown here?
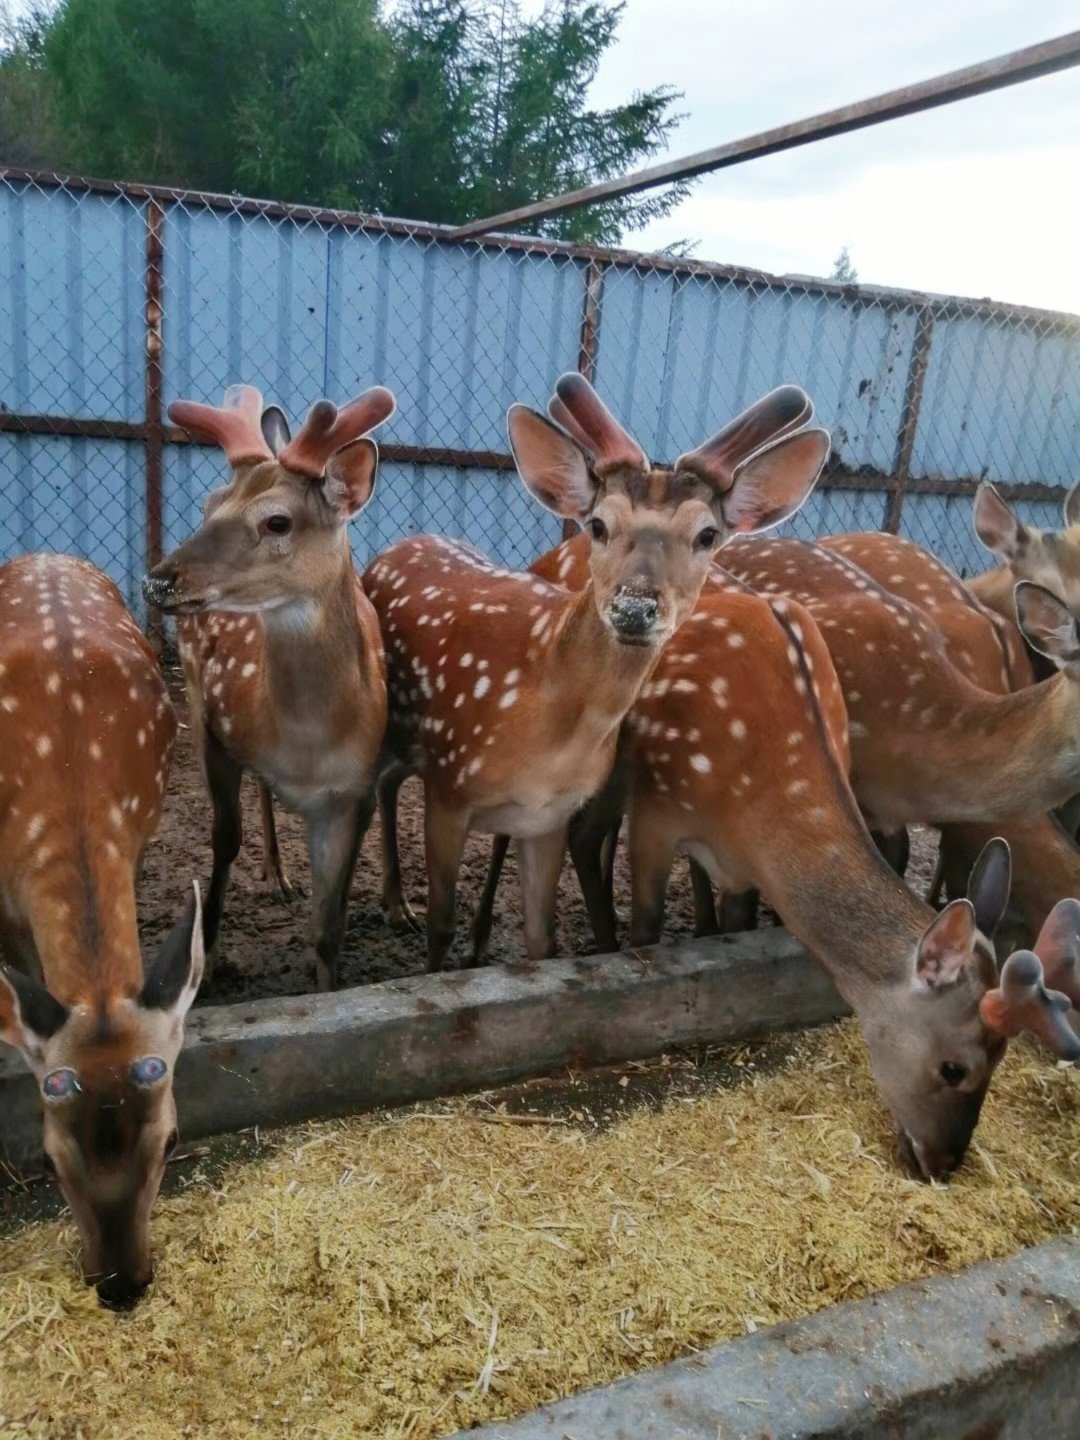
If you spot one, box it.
[450,30,1080,240]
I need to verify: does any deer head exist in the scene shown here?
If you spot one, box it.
[507,376,828,648]
[0,887,204,1308]
[974,480,1080,613]
[857,840,1080,1179]
[144,384,395,616]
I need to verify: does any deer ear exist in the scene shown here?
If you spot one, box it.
[973,482,1028,560]
[1014,582,1080,669]
[966,837,1011,938]
[261,405,291,457]
[1065,482,1080,530]
[0,965,68,1066]
[914,899,977,992]
[322,438,379,521]
[139,883,205,1022]
[508,405,596,520]
[719,428,829,535]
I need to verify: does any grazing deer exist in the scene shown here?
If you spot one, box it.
[472,557,1080,1177]
[968,480,1080,638]
[0,555,201,1308]
[365,375,829,970]
[820,529,1080,950]
[142,383,394,991]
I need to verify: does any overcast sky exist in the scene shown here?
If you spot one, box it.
[570,0,1080,313]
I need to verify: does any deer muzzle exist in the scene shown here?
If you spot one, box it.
[607,586,662,645]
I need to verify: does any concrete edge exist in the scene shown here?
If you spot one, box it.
[0,929,846,1170]
[453,1237,1080,1440]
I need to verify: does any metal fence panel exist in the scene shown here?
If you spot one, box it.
[1,168,1079,614]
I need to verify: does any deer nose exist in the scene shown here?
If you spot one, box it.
[141,565,179,609]
[96,1272,150,1311]
[608,588,660,641]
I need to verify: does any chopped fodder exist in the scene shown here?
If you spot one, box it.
[1,1021,1077,1440]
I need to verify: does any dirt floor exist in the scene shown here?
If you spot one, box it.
[135,662,939,1004]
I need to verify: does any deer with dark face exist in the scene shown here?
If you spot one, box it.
[0,554,201,1308]
[142,384,394,990]
[365,374,829,970]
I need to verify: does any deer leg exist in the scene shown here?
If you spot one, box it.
[568,795,622,952]
[518,829,567,962]
[629,818,675,948]
[689,859,719,936]
[718,887,760,933]
[468,834,511,966]
[378,763,421,934]
[307,791,371,992]
[202,736,244,968]
[424,797,469,973]
[872,826,910,877]
[257,781,298,900]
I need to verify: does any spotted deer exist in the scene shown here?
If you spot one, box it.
[0,555,202,1308]
[142,383,394,991]
[471,552,1080,1177]
[968,480,1080,640]
[364,374,829,970]
[820,528,1080,952]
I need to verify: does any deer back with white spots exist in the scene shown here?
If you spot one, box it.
[822,528,1080,953]
[366,374,829,971]
[144,383,394,990]
[0,554,204,1308]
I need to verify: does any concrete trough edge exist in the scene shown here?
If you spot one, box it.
[454,1237,1080,1440]
[0,929,847,1170]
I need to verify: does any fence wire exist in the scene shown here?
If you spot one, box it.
[1,168,1078,614]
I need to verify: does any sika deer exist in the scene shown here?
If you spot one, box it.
[0,555,201,1308]
[143,384,394,991]
[968,480,1080,638]
[365,375,829,970]
[473,556,1080,1176]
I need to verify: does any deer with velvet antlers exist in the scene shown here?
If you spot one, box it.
[364,374,829,971]
[0,555,202,1308]
[143,383,395,991]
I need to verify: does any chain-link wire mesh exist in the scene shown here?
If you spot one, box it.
[1,168,1078,615]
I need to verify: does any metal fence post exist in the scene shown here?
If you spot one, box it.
[563,256,608,541]
[887,304,933,534]
[144,198,166,641]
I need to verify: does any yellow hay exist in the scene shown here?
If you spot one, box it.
[1,1020,1077,1440]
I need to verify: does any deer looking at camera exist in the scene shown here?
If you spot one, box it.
[0,555,202,1309]
[470,548,1080,1178]
[143,384,394,991]
[365,375,829,970]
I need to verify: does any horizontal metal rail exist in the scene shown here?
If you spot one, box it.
[451,30,1080,239]
[0,409,1066,503]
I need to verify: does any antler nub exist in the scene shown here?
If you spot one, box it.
[551,372,646,475]
[1034,897,1080,1009]
[675,385,816,491]
[167,384,274,468]
[979,950,1080,1061]
[279,386,396,479]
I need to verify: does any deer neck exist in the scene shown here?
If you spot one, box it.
[548,583,663,735]
[261,542,363,726]
[752,816,928,1010]
[24,840,143,1007]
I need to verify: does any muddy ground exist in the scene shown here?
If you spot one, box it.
[134,662,938,1005]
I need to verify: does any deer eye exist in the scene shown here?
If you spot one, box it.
[940,1061,968,1087]
[42,1068,80,1100]
[262,514,292,536]
[588,517,608,543]
[695,526,720,550]
[131,1056,168,1087]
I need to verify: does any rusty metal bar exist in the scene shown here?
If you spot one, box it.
[0,409,1066,505]
[3,165,1078,333]
[886,306,935,533]
[564,257,609,537]
[450,31,1080,239]
[145,200,166,569]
